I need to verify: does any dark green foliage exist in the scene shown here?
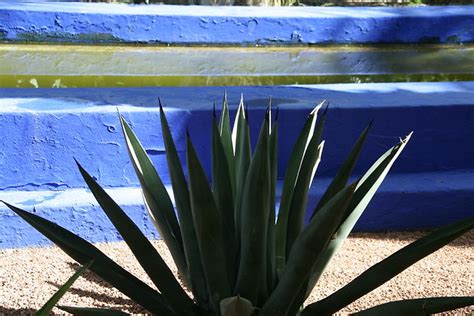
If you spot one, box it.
[4,96,472,315]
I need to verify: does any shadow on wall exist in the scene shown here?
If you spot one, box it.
[0,82,472,186]
[0,82,473,109]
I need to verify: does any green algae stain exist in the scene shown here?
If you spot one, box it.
[17,32,121,44]
[1,44,473,88]
[2,73,473,89]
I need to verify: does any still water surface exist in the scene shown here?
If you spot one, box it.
[1,44,472,88]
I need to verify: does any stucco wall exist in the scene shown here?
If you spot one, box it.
[1,3,473,44]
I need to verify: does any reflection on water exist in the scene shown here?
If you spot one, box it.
[1,73,472,88]
[0,44,473,88]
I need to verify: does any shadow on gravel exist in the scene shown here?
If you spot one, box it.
[47,263,147,314]
[0,307,38,315]
[47,280,136,308]
[66,262,114,288]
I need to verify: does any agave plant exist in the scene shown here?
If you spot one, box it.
[3,96,473,315]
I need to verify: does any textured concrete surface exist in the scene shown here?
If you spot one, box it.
[0,187,158,248]
[0,3,473,44]
[0,82,473,247]
[1,82,473,190]
[1,170,472,248]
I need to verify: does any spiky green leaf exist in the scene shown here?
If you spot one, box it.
[58,306,130,315]
[234,114,271,304]
[187,133,231,313]
[267,109,279,294]
[303,216,474,315]
[37,261,93,316]
[219,92,236,197]
[275,101,324,276]
[260,184,356,316]
[2,202,171,315]
[312,121,372,217]
[159,104,209,306]
[212,115,238,285]
[76,163,196,315]
[285,139,324,257]
[352,296,474,316]
[232,97,252,245]
[306,134,412,296]
[119,115,188,285]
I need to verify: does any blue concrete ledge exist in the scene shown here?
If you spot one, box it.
[0,3,473,45]
[0,82,473,247]
[1,170,472,248]
[1,82,473,190]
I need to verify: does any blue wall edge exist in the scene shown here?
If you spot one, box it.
[1,171,472,249]
[1,3,473,45]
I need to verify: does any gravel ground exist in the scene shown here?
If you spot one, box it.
[0,231,472,315]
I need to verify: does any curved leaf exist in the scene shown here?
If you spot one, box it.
[303,215,474,315]
[275,101,324,276]
[266,110,279,294]
[352,296,474,316]
[159,104,208,306]
[234,113,271,304]
[219,92,236,197]
[119,115,188,285]
[212,115,238,285]
[260,184,356,316]
[233,96,252,245]
[311,121,372,218]
[306,133,412,297]
[285,140,324,257]
[187,133,231,313]
[58,306,130,315]
[2,202,172,315]
[76,162,196,315]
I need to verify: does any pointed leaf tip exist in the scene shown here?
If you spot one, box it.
[223,90,228,103]
[310,100,325,116]
[73,158,82,169]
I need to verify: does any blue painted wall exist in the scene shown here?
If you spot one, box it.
[0,3,473,44]
[1,82,473,191]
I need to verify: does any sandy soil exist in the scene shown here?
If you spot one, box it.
[0,231,472,315]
